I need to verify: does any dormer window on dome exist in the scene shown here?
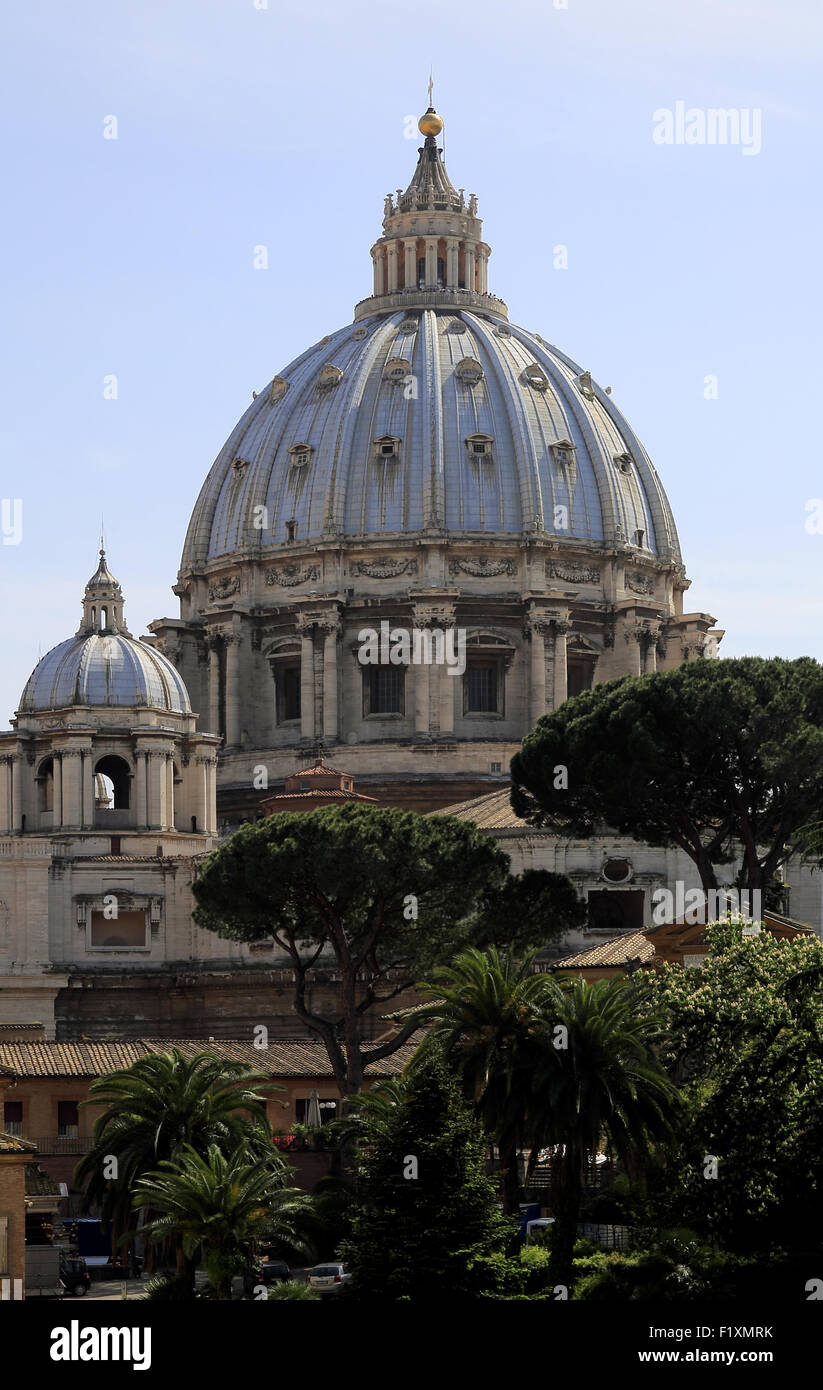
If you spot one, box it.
[232,457,248,474]
[551,440,576,469]
[317,364,343,391]
[374,435,401,461]
[466,433,494,459]
[523,364,549,392]
[615,452,633,474]
[269,376,289,405]
[289,443,313,469]
[456,358,484,385]
[383,357,412,384]
[634,528,646,548]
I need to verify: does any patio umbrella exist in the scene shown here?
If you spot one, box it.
[307,1089,322,1129]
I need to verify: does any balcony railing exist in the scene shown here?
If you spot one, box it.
[28,1135,95,1155]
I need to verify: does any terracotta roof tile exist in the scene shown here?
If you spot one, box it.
[0,1128,37,1153]
[431,786,522,830]
[550,931,656,970]
[0,1037,420,1080]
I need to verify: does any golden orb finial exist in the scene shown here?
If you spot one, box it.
[419,107,444,137]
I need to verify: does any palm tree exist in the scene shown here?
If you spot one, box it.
[133,1144,314,1299]
[531,976,681,1285]
[412,947,563,1214]
[74,1048,284,1273]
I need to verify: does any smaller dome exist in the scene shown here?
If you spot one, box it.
[18,547,192,715]
[19,633,191,714]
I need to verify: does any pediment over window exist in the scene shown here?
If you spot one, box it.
[288,442,314,468]
[465,433,494,459]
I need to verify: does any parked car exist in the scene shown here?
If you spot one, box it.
[60,1255,91,1297]
[258,1260,291,1286]
[305,1263,352,1294]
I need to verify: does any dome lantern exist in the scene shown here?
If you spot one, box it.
[359,99,503,321]
[78,547,130,637]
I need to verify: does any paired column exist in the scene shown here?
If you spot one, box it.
[387,244,398,292]
[207,638,221,739]
[81,750,94,827]
[403,239,416,289]
[320,617,341,743]
[552,618,571,709]
[297,618,316,741]
[527,613,550,726]
[446,237,459,288]
[52,755,63,830]
[224,633,241,748]
[372,250,385,296]
[464,244,476,292]
[0,756,13,834]
[59,750,83,828]
[624,624,645,677]
[165,755,175,830]
[134,750,148,829]
[424,237,438,287]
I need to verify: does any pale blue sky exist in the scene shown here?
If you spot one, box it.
[2,0,821,727]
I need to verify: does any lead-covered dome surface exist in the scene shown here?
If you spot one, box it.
[19,633,191,713]
[181,311,682,570]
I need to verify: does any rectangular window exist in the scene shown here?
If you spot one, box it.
[364,666,404,716]
[90,910,148,950]
[567,662,593,700]
[2,1101,22,1137]
[465,661,499,713]
[57,1101,79,1138]
[276,664,301,724]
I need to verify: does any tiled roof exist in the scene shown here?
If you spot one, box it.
[25,1163,61,1195]
[432,786,523,830]
[0,1037,420,1080]
[550,932,656,970]
[264,789,377,802]
[0,1128,37,1153]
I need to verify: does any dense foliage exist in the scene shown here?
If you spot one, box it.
[192,803,583,1094]
[340,1055,517,1300]
[511,656,823,891]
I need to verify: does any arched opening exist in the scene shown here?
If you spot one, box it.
[100,607,108,630]
[37,757,54,813]
[94,755,130,810]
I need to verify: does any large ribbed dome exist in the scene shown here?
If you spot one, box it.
[150,101,719,827]
[181,313,680,570]
[20,633,191,714]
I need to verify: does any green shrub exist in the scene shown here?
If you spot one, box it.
[267,1282,321,1301]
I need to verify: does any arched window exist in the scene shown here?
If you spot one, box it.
[99,607,107,630]
[94,755,130,810]
[37,757,54,813]
[417,256,426,287]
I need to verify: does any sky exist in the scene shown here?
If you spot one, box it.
[1,0,821,727]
